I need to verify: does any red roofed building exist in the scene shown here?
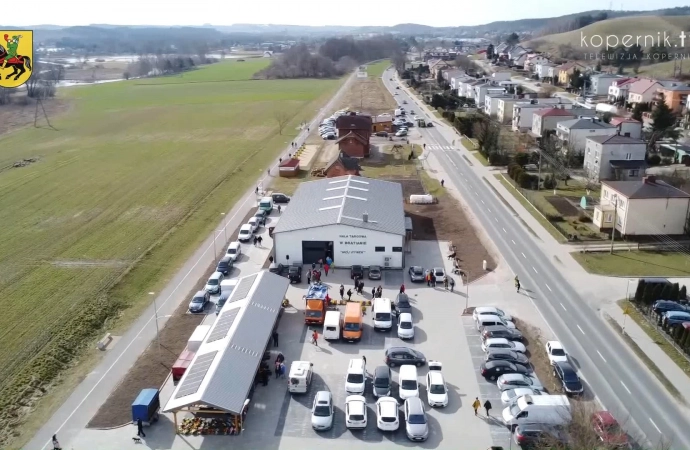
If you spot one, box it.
[278,158,300,178]
[335,112,372,157]
[609,117,642,139]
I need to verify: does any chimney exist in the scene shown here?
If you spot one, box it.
[643,175,656,184]
[363,212,369,223]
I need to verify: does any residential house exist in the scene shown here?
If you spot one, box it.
[458,78,483,98]
[475,84,506,106]
[511,98,575,131]
[443,69,464,83]
[609,117,642,140]
[451,75,472,91]
[584,134,647,181]
[424,51,457,61]
[490,72,512,82]
[524,54,551,73]
[324,152,361,178]
[372,114,392,133]
[430,60,452,79]
[556,61,588,86]
[654,81,690,113]
[593,176,690,235]
[555,117,617,154]
[589,73,622,96]
[484,94,514,117]
[627,78,662,106]
[335,112,372,158]
[607,77,636,103]
[535,62,556,80]
[531,108,580,138]
[497,97,521,123]
[547,65,559,80]
[498,80,518,91]
[511,51,529,68]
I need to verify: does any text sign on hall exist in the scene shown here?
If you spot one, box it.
[339,234,367,254]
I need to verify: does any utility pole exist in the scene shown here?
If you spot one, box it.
[610,196,618,253]
[537,150,542,190]
[464,272,470,310]
[150,292,161,361]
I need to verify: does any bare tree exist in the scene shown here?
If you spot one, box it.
[274,110,291,135]
[455,54,473,72]
[540,85,557,98]
[0,87,11,105]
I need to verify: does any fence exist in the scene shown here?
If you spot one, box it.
[630,301,690,366]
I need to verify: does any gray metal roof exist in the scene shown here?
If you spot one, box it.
[272,175,406,236]
[558,118,615,130]
[163,271,289,414]
[587,134,645,145]
[603,178,690,199]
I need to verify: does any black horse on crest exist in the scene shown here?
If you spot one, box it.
[0,44,32,81]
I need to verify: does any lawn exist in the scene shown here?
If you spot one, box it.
[0,58,342,447]
[572,251,690,277]
[366,60,390,78]
[471,151,489,166]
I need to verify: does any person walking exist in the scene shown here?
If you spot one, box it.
[307,270,311,285]
[372,287,376,298]
[339,284,345,300]
[515,275,521,293]
[377,286,383,298]
[255,186,259,195]
[257,236,263,247]
[449,277,455,292]
[137,418,146,438]
[312,262,316,270]
[484,400,492,416]
[277,204,282,213]
[280,361,286,378]
[362,355,367,367]
[472,397,481,416]
[400,283,405,294]
[261,366,269,386]
[360,280,365,295]
[324,263,329,276]
[318,258,323,269]
[443,276,449,290]
[272,330,279,346]
[252,236,257,246]
[311,329,319,346]
[52,434,62,450]
[347,288,352,301]
[275,360,281,379]
[441,179,445,187]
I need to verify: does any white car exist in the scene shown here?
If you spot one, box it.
[375,397,400,431]
[545,341,568,365]
[237,224,253,242]
[247,217,259,233]
[397,312,415,339]
[500,387,542,406]
[473,306,513,322]
[497,374,544,392]
[311,391,335,431]
[345,359,367,395]
[425,362,448,407]
[482,338,526,353]
[432,267,445,282]
[345,395,368,429]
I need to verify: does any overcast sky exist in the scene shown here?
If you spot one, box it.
[15,0,690,27]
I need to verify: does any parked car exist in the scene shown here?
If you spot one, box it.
[497,374,544,391]
[375,397,400,431]
[663,310,690,326]
[591,410,630,448]
[480,360,531,380]
[351,265,364,279]
[395,292,412,316]
[482,338,526,353]
[426,361,448,407]
[384,347,426,367]
[311,391,335,431]
[368,265,382,280]
[271,193,291,203]
[481,325,524,341]
[375,131,389,137]
[514,424,569,448]
[226,241,241,262]
[204,272,224,294]
[403,397,429,441]
[395,130,408,137]
[254,209,267,226]
[269,262,285,275]
[432,267,445,282]
[345,395,367,429]
[396,86,400,90]
[397,312,415,340]
[500,387,542,406]
[653,300,689,315]
[238,224,253,242]
[486,348,529,366]
[288,263,303,283]
[402,100,408,104]
[408,266,425,282]
[473,306,513,321]
[553,361,584,395]
[216,255,234,275]
[545,341,568,365]
[188,290,210,313]
[372,366,392,397]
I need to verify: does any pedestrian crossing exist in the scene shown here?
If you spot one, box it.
[425,145,455,151]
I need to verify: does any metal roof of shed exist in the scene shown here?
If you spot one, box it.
[163,271,289,415]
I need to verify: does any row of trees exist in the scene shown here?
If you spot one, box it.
[124,55,201,78]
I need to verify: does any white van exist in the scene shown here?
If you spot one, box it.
[258,196,274,212]
[226,241,241,261]
[238,224,253,242]
[323,311,341,340]
[345,359,367,395]
[373,298,393,330]
[502,395,571,430]
[476,314,516,331]
[398,365,419,400]
[288,361,313,394]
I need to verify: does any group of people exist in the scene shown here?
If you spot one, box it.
[252,235,263,247]
[472,397,492,417]
[424,272,455,292]
[306,258,333,284]
[274,353,286,379]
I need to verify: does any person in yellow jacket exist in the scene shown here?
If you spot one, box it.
[472,397,481,416]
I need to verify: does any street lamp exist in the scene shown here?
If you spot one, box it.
[149,292,161,361]
[464,271,470,310]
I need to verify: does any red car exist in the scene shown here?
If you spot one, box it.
[591,411,629,448]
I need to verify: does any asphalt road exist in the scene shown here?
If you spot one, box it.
[383,67,690,449]
[28,72,357,450]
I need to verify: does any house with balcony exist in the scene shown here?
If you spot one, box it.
[584,134,647,181]
[497,97,521,123]
[429,60,452,79]
[627,78,662,106]
[459,78,485,99]
[524,54,551,73]
[557,62,589,86]
[475,84,506,107]
[535,62,556,80]
[589,73,623,96]
[484,94,514,117]
[593,176,690,235]
[555,117,617,154]
[530,108,580,138]
[511,98,576,131]
[609,117,642,140]
[607,77,637,103]
[655,81,690,113]
[443,69,464,83]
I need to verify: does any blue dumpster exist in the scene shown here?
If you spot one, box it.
[132,388,160,426]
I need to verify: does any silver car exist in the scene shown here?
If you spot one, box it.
[403,397,429,441]
[497,374,544,392]
[311,391,334,431]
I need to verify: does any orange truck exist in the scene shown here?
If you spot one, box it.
[304,284,330,325]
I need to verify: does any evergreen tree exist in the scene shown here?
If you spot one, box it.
[652,284,664,303]
[506,33,520,46]
[660,283,673,300]
[652,94,677,133]
[643,284,655,306]
[634,279,646,303]
[680,285,687,301]
[671,283,680,301]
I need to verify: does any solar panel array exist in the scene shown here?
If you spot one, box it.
[206,308,240,343]
[174,350,218,399]
[230,274,257,302]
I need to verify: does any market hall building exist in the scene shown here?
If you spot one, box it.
[272,175,407,268]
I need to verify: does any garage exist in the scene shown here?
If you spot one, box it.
[272,175,407,269]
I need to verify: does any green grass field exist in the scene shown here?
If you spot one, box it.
[572,251,690,276]
[0,58,342,446]
[366,60,390,78]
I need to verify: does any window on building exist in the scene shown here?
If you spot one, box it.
[628,169,639,177]
[604,189,609,199]
[625,153,632,160]
[616,214,623,226]
[619,199,626,209]
[375,246,385,252]
[392,247,403,252]
[605,213,613,223]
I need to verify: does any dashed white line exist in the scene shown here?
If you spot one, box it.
[511,239,516,245]
[560,303,566,311]
[487,208,491,213]
[649,418,661,434]
[597,351,607,363]
[620,381,631,395]
[532,267,538,274]
[494,217,499,223]
[545,284,552,292]
[502,227,507,233]
[577,325,585,335]
[521,252,526,259]
[481,200,485,204]
[450,160,458,168]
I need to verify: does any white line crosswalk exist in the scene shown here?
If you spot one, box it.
[425,145,455,151]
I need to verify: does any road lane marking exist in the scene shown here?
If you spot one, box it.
[450,159,458,168]
[521,252,526,259]
[597,351,607,363]
[502,227,507,233]
[560,303,566,311]
[487,208,491,213]
[577,325,585,334]
[511,239,516,245]
[532,267,538,274]
[495,217,499,222]
[620,381,631,394]
[481,200,485,204]
[546,284,552,292]
[649,418,661,433]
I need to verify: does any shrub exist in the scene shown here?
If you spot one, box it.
[647,154,661,166]
[542,174,558,189]
[489,152,510,166]
[517,171,536,189]
[507,163,520,179]
[514,152,529,166]
[634,279,646,303]
[578,213,591,223]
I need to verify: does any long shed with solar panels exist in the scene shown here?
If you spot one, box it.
[163,270,289,430]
